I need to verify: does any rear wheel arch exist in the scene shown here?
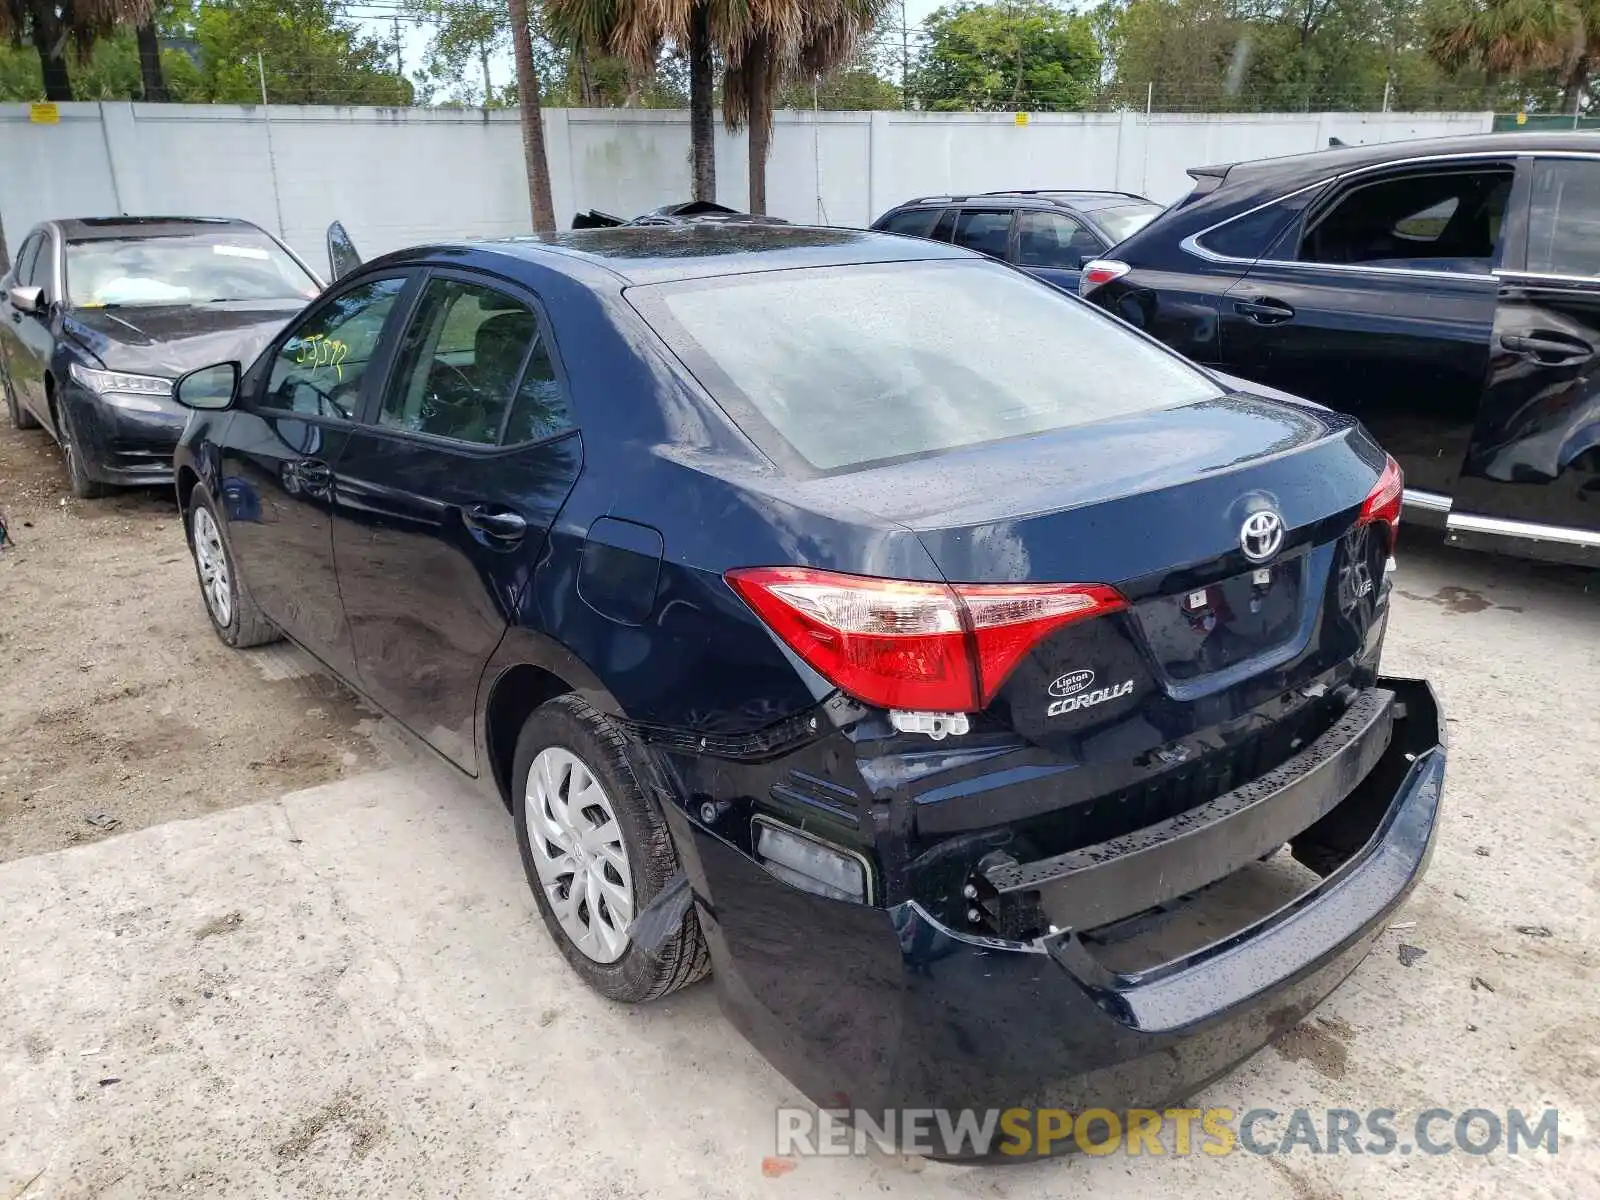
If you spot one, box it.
[485,663,575,810]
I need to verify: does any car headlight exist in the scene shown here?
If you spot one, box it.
[69,363,173,413]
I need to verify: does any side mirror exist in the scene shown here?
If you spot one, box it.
[326,221,362,282]
[174,361,240,410]
[8,285,44,314]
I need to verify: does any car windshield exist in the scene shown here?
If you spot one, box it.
[632,260,1220,472]
[1092,202,1163,243]
[65,230,320,308]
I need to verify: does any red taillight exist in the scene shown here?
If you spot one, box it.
[725,567,1126,713]
[1358,455,1404,550]
[1078,259,1130,297]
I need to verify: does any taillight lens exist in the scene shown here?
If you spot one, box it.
[1078,259,1130,297]
[725,567,1126,712]
[1357,455,1403,550]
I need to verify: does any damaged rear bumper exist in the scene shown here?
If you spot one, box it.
[661,677,1443,1146]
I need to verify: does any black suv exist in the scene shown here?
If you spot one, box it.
[1081,131,1600,567]
[872,190,1162,293]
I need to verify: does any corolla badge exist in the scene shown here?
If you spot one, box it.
[1048,669,1095,698]
[1240,509,1286,563]
[1046,668,1134,718]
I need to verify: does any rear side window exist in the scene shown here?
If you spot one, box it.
[380,276,572,445]
[1194,188,1323,261]
[1298,167,1512,271]
[631,260,1220,472]
[879,208,940,238]
[1527,158,1600,277]
[951,209,1013,259]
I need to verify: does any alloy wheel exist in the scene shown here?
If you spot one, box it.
[524,746,634,964]
[191,506,234,627]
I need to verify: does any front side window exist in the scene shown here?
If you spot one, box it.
[1527,159,1600,277]
[1014,210,1098,269]
[951,209,1013,259]
[13,233,43,289]
[65,228,320,308]
[1298,166,1512,272]
[631,260,1221,472]
[379,276,570,445]
[260,276,407,419]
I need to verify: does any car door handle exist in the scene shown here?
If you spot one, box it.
[1234,298,1296,324]
[1500,332,1595,365]
[288,458,334,497]
[462,504,527,542]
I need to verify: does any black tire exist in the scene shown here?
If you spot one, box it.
[512,694,709,1003]
[187,485,281,648]
[3,368,38,430]
[58,403,111,499]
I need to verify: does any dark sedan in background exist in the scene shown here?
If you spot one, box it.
[0,215,321,497]
[1080,131,1600,567]
[166,225,1442,1150]
[872,189,1162,292]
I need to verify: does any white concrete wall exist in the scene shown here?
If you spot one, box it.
[0,102,1494,274]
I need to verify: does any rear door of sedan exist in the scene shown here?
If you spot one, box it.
[329,266,582,772]
[1218,155,1515,499]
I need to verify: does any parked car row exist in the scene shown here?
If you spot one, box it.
[2,189,1447,1149]
[26,136,1600,1152]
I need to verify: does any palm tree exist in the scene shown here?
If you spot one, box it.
[722,0,891,214]
[1,0,154,101]
[136,19,168,101]
[1427,0,1600,113]
[546,0,720,202]
[508,0,558,229]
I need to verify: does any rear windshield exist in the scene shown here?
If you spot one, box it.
[1092,202,1162,243]
[65,229,320,308]
[629,260,1219,471]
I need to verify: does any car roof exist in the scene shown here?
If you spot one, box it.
[406,225,978,286]
[1199,130,1600,191]
[52,216,264,242]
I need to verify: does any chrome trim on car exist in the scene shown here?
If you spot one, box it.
[1493,267,1600,286]
[1401,489,1452,514]
[1446,510,1600,549]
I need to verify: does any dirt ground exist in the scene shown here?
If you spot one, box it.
[0,422,385,863]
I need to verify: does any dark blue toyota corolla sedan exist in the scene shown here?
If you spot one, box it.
[170,226,1443,1151]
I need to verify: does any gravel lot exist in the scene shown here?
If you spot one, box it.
[1,418,1598,1197]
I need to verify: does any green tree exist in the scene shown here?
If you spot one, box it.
[185,0,411,104]
[0,25,201,100]
[509,0,556,229]
[910,0,1101,111]
[1,0,155,100]
[778,55,901,109]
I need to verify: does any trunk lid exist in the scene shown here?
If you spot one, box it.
[800,392,1391,829]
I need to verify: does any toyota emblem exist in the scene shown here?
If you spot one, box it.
[1240,510,1285,562]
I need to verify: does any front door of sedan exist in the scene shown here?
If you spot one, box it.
[1451,156,1600,552]
[221,273,413,679]
[1219,161,1514,498]
[330,269,581,772]
[4,231,54,427]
